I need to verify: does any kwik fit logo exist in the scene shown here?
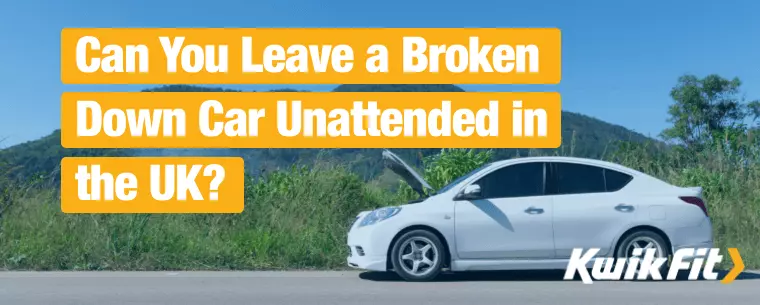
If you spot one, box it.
[564,248,744,284]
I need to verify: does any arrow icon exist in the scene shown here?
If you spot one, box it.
[721,248,744,284]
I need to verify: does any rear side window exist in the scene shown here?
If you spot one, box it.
[604,168,633,192]
[552,162,633,195]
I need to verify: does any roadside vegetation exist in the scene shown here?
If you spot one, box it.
[0,74,758,270]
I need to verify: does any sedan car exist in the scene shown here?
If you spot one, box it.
[346,150,713,281]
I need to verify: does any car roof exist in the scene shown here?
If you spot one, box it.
[488,156,642,176]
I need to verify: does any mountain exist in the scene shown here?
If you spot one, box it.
[0,84,653,185]
[0,130,127,184]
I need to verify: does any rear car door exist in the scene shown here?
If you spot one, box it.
[548,162,637,258]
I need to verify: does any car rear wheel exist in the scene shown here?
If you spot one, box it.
[390,230,444,282]
[615,230,671,280]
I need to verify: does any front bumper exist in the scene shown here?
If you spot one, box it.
[346,218,398,272]
[347,251,387,271]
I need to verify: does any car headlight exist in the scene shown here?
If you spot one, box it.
[359,207,402,227]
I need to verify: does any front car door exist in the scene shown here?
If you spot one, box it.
[454,161,556,259]
[548,161,638,258]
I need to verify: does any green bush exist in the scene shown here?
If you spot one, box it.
[397,148,493,200]
[0,163,398,270]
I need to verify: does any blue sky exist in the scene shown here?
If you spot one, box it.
[1,0,759,147]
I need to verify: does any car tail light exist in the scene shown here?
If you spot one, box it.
[680,196,709,217]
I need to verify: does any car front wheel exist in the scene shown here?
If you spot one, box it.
[390,229,444,282]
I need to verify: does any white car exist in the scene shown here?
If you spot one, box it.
[347,150,713,281]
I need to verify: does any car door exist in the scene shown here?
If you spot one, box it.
[548,162,638,258]
[454,161,556,260]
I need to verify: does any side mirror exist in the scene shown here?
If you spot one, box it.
[456,184,482,200]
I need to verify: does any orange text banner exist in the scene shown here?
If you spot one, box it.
[60,157,244,214]
[60,92,562,149]
[61,28,561,85]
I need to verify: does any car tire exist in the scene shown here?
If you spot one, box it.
[390,229,445,282]
[615,230,671,280]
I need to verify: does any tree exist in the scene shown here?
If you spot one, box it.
[661,74,759,148]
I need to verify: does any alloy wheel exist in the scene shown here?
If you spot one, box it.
[397,236,439,277]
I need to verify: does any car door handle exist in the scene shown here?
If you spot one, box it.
[615,204,635,212]
[524,207,544,214]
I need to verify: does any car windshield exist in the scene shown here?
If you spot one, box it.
[434,162,492,194]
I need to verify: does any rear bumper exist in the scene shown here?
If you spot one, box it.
[667,217,714,258]
[672,240,714,262]
[667,217,714,263]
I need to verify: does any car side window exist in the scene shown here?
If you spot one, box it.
[603,167,634,192]
[473,162,545,199]
[552,162,633,195]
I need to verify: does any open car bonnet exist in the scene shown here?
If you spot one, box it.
[382,149,434,198]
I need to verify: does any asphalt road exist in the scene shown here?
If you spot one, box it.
[1,270,759,305]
